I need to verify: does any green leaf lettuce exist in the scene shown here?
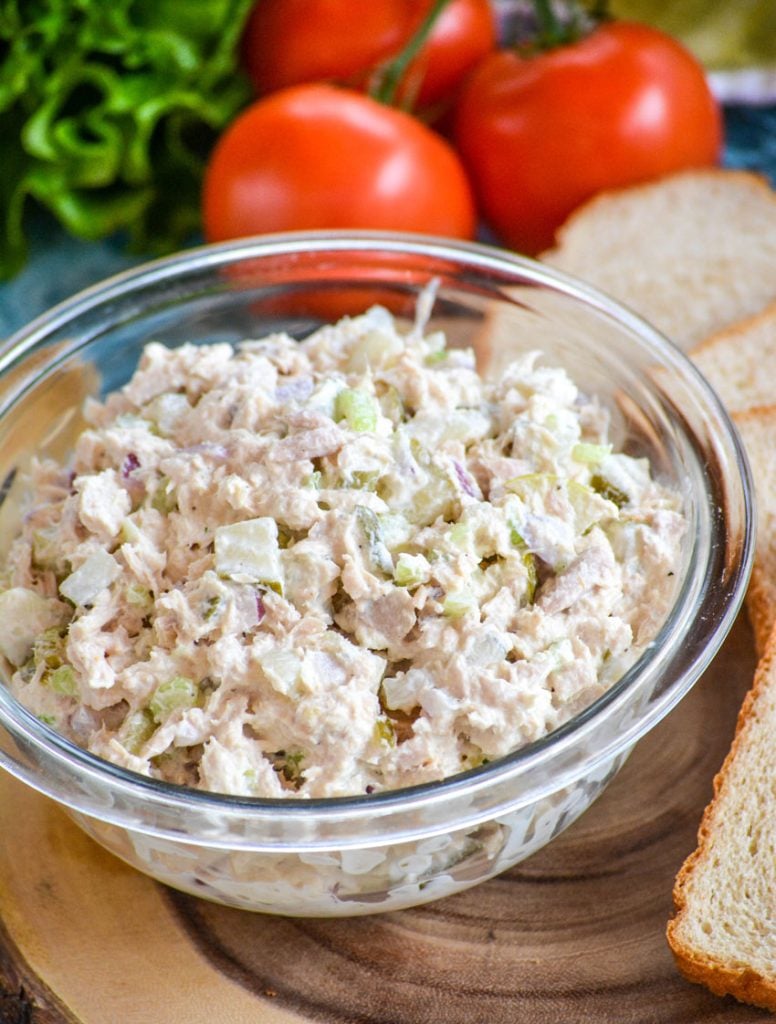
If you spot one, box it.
[0,0,255,277]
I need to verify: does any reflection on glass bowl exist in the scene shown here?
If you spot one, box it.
[0,232,754,916]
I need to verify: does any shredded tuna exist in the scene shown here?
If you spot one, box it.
[3,304,685,798]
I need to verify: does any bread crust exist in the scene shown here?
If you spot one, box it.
[746,574,776,658]
[732,405,776,655]
[667,631,776,1011]
[691,298,776,361]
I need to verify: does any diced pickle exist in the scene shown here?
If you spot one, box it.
[356,506,393,575]
[121,709,156,754]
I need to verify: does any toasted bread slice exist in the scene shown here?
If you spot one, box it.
[692,302,776,415]
[667,626,776,1011]
[733,407,776,656]
[543,169,776,350]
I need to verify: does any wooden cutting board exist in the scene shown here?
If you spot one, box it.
[0,614,769,1024]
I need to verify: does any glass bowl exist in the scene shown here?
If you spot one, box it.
[0,233,754,916]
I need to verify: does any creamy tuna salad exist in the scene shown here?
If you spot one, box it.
[0,304,684,798]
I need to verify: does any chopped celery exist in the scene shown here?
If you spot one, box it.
[59,550,121,606]
[0,588,68,666]
[394,553,431,588]
[215,517,283,590]
[149,676,198,722]
[46,665,79,697]
[356,506,393,575]
[443,589,478,619]
[121,708,156,754]
[150,476,178,515]
[303,470,322,490]
[334,388,378,433]
[572,442,612,465]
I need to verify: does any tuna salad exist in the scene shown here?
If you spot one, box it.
[0,304,685,798]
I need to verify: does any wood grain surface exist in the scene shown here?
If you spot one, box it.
[0,614,770,1024]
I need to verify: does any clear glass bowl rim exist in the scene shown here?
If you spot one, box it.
[0,230,756,839]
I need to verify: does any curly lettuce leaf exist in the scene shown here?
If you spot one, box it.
[0,0,254,278]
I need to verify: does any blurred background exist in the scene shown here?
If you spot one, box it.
[2,0,775,336]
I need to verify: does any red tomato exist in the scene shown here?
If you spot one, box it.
[453,20,723,254]
[241,0,496,109]
[202,84,476,242]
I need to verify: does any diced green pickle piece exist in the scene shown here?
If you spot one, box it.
[523,552,537,604]
[356,506,393,575]
[590,473,629,508]
[150,476,178,515]
[373,717,397,748]
[33,627,66,670]
[121,709,156,754]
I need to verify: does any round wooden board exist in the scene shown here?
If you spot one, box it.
[0,615,770,1024]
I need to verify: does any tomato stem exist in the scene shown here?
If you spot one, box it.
[533,0,565,47]
[506,1,606,53]
[373,0,453,107]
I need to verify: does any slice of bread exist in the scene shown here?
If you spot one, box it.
[543,169,776,350]
[733,407,776,656]
[667,627,776,1011]
[692,302,776,415]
